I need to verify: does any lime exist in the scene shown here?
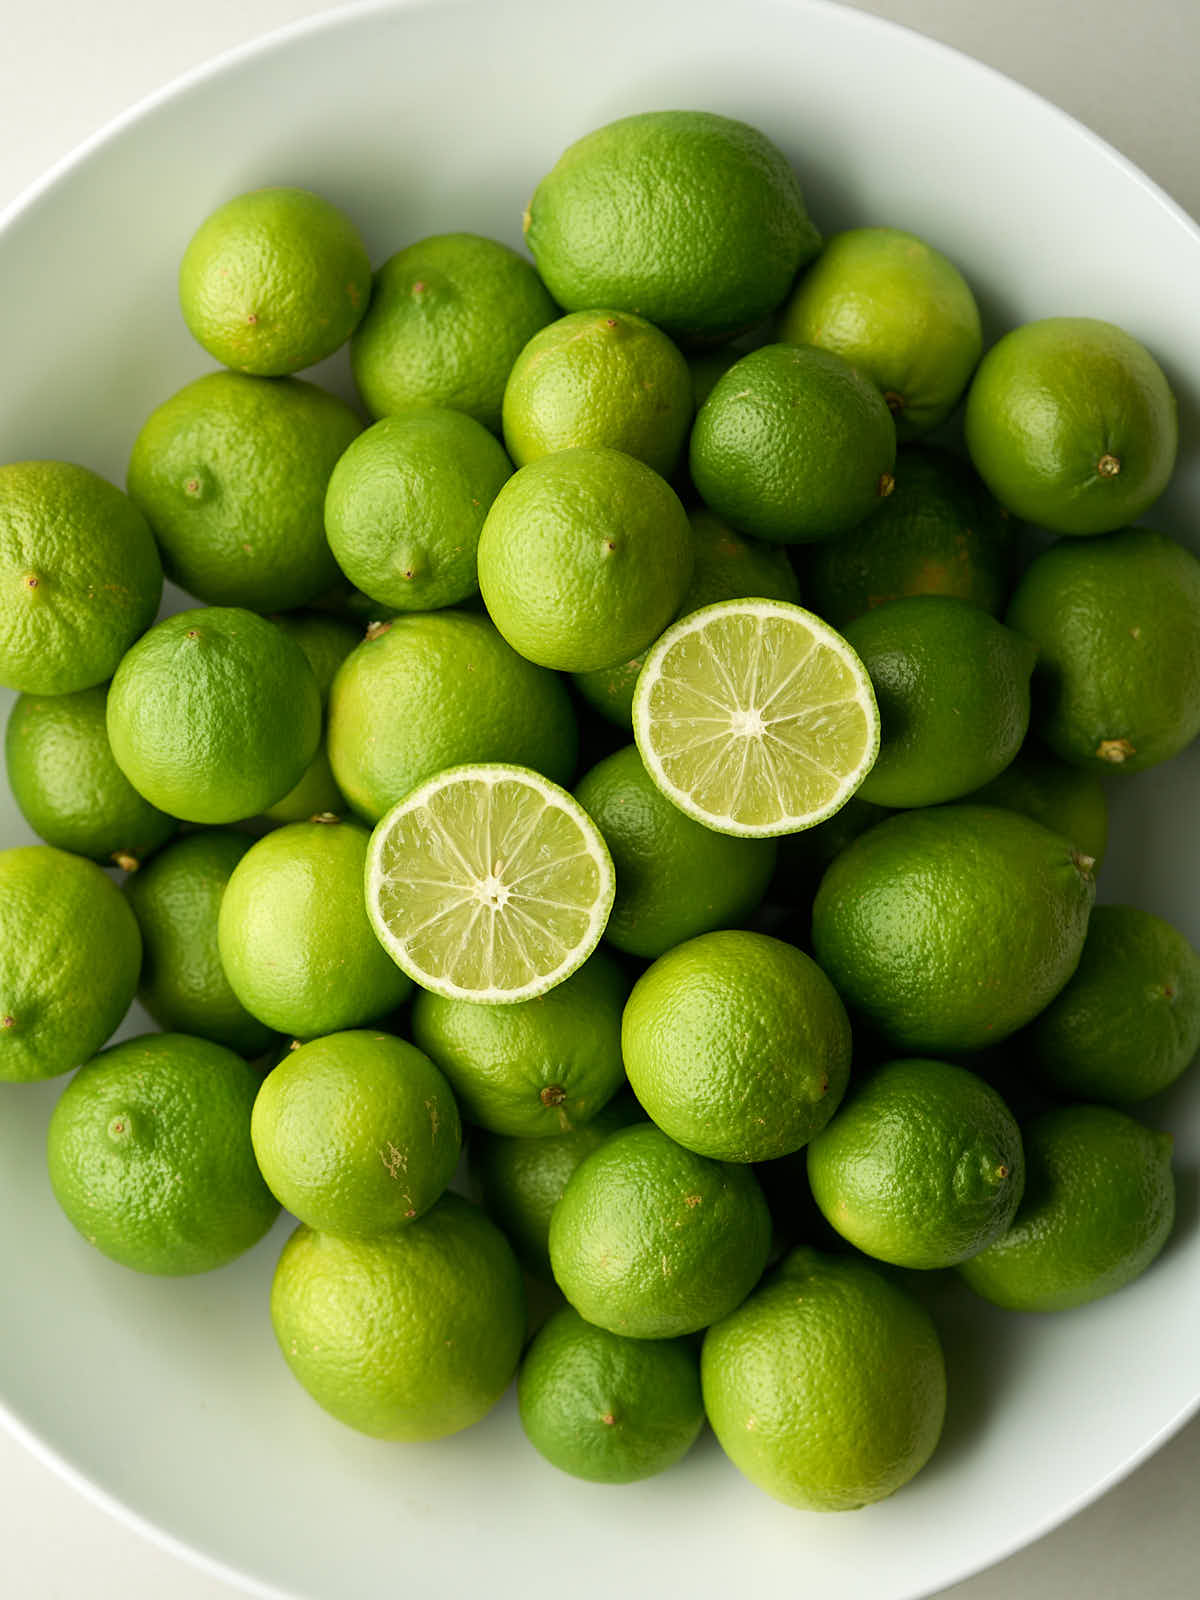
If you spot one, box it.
[632,599,880,838]
[106,606,321,824]
[778,227,982,438]
[270,1193,525,1439]
[518,1306,704,1483]
[574,743,776,958]
[801,443,1012,630]
[126,370,361,613]
[689,344,897,544]
[262,611,360,824]
[701,1247,946,1510]
[965,743,1108,866]
[811,805,1095,1051]
[178,186,371,375]
[964,317,1177,534]
[1029,905,1200,1103]
[411,949,626,1136]
[325,609,578,823]
[501,309,692,476]
[958,1105,1175,1312]
[806,1057,1024,1269]
[218,817,412,1038]
[5,685,176,867]
[0,845,141,1083]
[0,460,161,695]
[524,110,821,340]
[622,930,851,1163]
[1005,526,1200,772]
[549,1123,771,1338]
[477,447,693,673]
[124,830,275,1057]
[46,1032,278,1274]
[350,232,557,432]
[842,595,1036,808]
[251,1030,460,1235]
[366,763,614,1004]
[324,409,512,612]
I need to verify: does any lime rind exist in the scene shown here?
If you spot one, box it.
[365,763,615,1004]
[632,599,880,838]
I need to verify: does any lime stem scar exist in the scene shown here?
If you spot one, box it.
[1097,453,1121,477]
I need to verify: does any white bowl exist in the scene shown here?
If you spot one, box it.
[1,2,1198,1596]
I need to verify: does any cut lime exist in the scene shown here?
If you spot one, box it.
[365,764,615,1004]
[632,600,879,837]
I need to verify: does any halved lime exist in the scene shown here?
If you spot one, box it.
[632,600,879,837]
[365,764,615,1004]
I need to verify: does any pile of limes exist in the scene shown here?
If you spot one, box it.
[1,109,1198,1514]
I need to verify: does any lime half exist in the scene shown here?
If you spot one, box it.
[366,764,615,1004]
[632,600,879,837]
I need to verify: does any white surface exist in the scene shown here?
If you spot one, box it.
[1,2,1198,1597]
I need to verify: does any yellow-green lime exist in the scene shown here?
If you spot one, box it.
[46,1032,278,1274]
[957,1105,1175,1312]
[5,685,176,867]
[477,446,693,673]
[965,743,1108,866]
[964,317,1177,534]
[0,460,162,695]
[178,186,371,375]
[549,1123,771,1338]
[0,845,141,1082]
[218,817,412,1038]
[350,232,557,432]
[106,606,321,823]
[270,1193,525,1439]
[126,370,361,612]
[262,611,360,823]
[632,599,880,838]
[518,1306,704,1483]
[701,1247,946,1510]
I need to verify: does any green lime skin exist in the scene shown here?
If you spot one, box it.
[350,232,558,432]
[326,610,578,823]
[270,1195,525,1440]
[0,845,141,1082]
[842,595,1036,808]
[574,744,776,958]
[524,110,821,340]
[518,1306,704,1484]
[46,1032,279,1274]
[262,612,361,824]
[964,317,1177,535]
[957,1105,1175,1312]
[801,444,1012,630]
[621,930,852,1164]
[806,1058,1025,1269]
[324,408,512,612]
[1005,527,1200,774]
[411,949,628,1138]
[124,830,275,1057]
[1029,905,1200,1104]
[5,685,177,866]
[106,606,322,824]
[549,1123,772,1339]
[964,743,1108,867]
[501,309,693,477]
[251,1030,461,1236]
[179,186,371,376]
[571,507,799,729]
[217,818,412,1039]
[689,344,897,544]
[0,460,162,695]
[471,1093,646,1279]
[126,370,361,613]
[477,446,693,673]
[811,805,1096,1053]
[779,228,982,439]
[701,1247,946,1510]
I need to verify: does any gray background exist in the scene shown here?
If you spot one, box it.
[0,2,1196,1595]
